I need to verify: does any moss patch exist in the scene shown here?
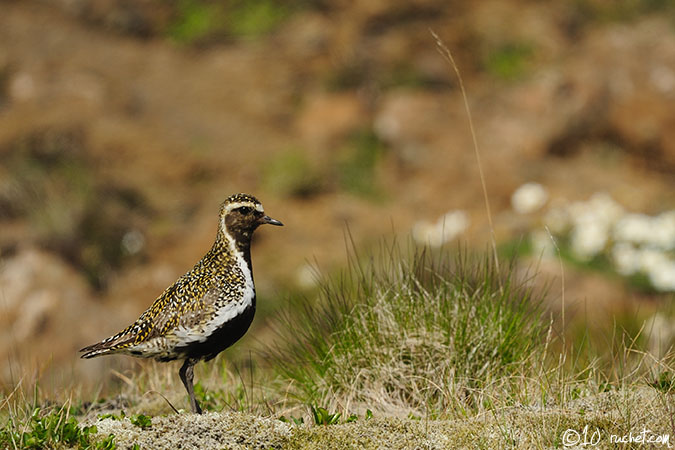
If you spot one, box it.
[87,387,672,449]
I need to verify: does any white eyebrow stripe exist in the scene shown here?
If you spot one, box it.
[226,202,264,213]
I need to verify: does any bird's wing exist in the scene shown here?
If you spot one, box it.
[79,272,220,358]
[155,283,223,336]
[166,278,253,347]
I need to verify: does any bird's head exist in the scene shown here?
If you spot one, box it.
[218,193,283,244]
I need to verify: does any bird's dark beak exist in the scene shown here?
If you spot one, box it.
[262,216,283,226]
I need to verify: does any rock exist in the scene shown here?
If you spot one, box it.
[478,60,609,161]
[44,0,171,38]
[277,12,332,58]
[373,90,451,167]
[0,247,115,388]
[476,17,675,172]
[8,71,37,102]
[601,20,675,170]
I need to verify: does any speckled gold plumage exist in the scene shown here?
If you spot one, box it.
[81,239,245,357]
[80,193,282,413]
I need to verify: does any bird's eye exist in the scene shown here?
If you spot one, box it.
[237,206,253,215]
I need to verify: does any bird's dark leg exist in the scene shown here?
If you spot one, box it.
[179,358,202,414]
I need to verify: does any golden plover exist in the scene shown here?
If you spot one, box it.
[80,193,282,414]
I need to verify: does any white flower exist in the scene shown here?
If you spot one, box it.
[413,210,469,248]
[638,248,668,273]
[614,210,675,252]
[651,211,675,250]
[570,220,608,260]
[511,182,548,214]
[539,190,673,291]
[569,193,623,226]
[614,213,653,245]
[412,220,436,246]
[638,247,675,292]
[647,259,675,292]
[588,192,625,225]
[613,238,675,291]
[611,242,641,276]
[567,193,625,260]
[438,210,469,241]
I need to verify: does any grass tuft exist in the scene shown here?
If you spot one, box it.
[268,243,547,418]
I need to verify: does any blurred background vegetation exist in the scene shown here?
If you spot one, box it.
[0,0,674,412]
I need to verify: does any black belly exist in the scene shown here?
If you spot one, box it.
[168,303,256,362]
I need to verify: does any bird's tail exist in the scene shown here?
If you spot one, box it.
[80,327,136,358]
[79,344,114,359]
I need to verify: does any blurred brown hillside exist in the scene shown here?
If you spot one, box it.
[0,0,674,391]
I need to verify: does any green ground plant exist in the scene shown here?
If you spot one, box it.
[484,41,536,81]
[168,0,295,44]
[0,405,115,450]
[128,414,151,430]
[310,406,341,426]
[262,149,323,198]
[226,0,290,39]
[336,130,385,198]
